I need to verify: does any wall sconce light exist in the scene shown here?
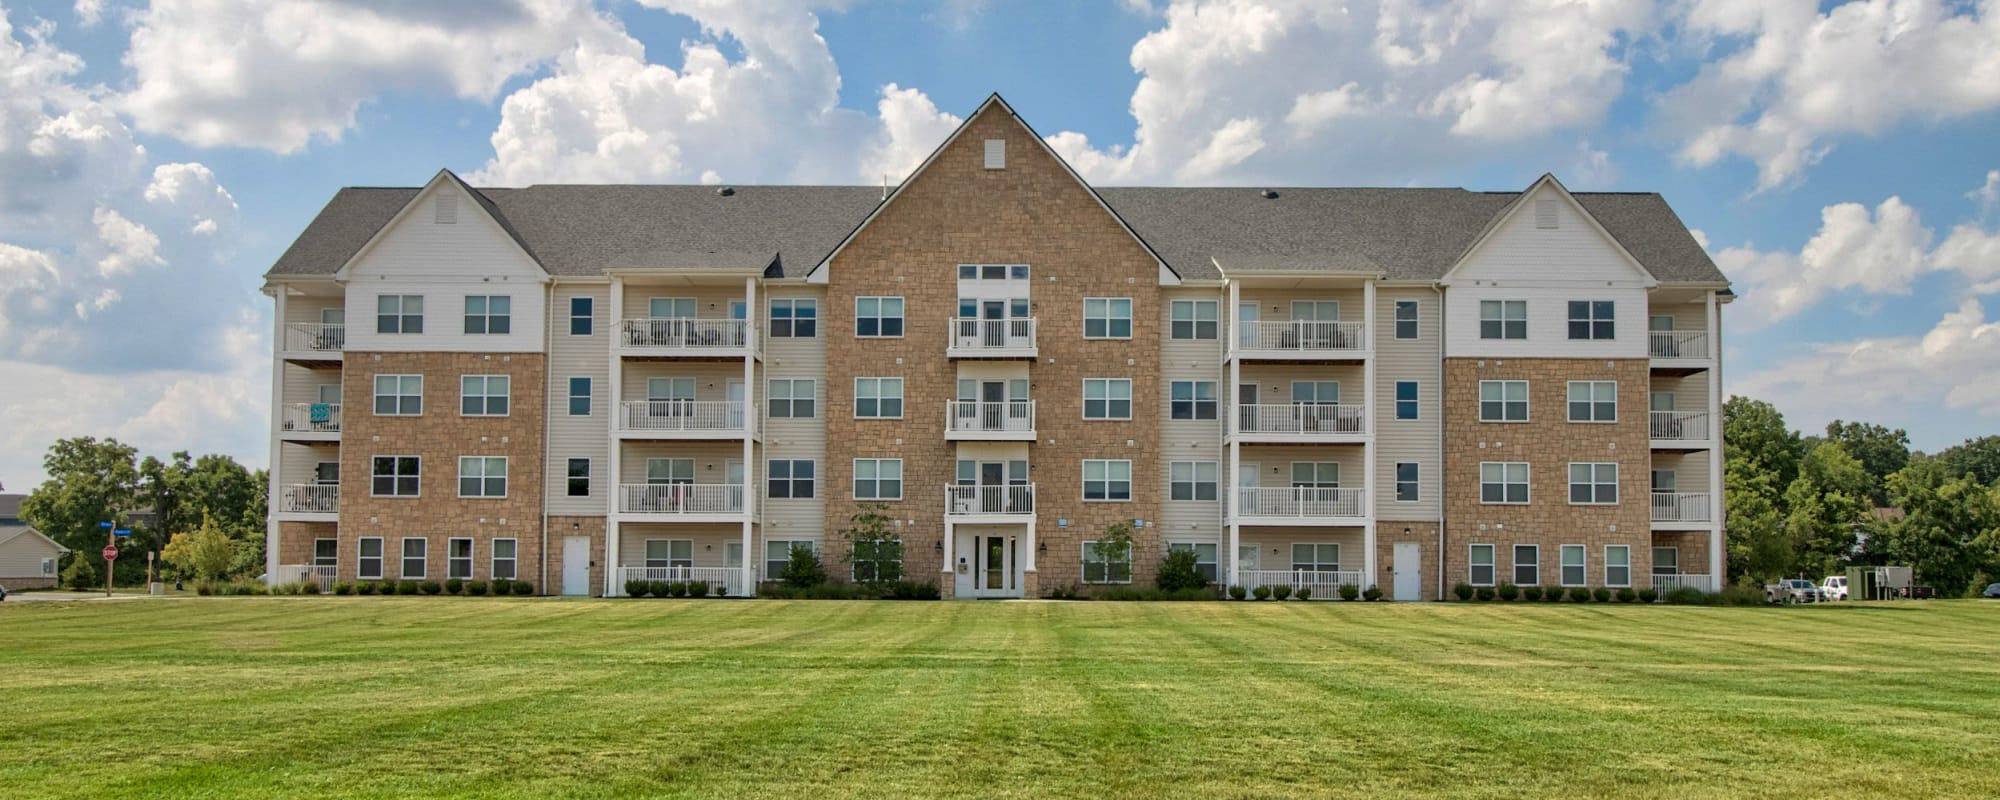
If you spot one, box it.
[1403,527,1412,537]
[1038,542,1047,554]
[934,540,943,554]
[1272,547,1280,554]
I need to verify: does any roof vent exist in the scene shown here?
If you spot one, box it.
[1535,198,1558,229]
[434,192,458,224]
[717,187,736,197]
[1260,189,1279,199]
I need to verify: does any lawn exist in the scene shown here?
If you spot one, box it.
[2,598,1997,799]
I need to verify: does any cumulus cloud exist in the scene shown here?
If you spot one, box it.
[1736,299,2000,432]
[1660,0,2000,192]
[1713,197,1933,328]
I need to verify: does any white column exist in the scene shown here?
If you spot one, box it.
[1706,290,1726,583]
[264,288,287,586]
[1362,279,1377,589]
[742,276,759,596]
[1226,279,1242,588]
[942,518,956,594]
[605,279,624,596]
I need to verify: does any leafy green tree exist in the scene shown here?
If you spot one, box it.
[1878,461,2000,596]
[1824,420,1910,505]
[22,437,142,584]
[1933,436,2000,485]
[1088,522,1135,584]
[60,552,98,591]
[162,515,238,583]
[839,504,903,585]
[1724,456,1790,583]
[1783,443,1872,575]
[1156,547,1207,591]
[779,544,827,588]
[1724,397,1804,490]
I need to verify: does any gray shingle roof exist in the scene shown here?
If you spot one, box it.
[265,182,1724,284]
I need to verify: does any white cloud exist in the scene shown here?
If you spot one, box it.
[1736,299,2000,433]
[1712,196,1934,328]
[118,0,625,152]
[74,0,101,27]
[1660,0,2000,191]
[1972,169,2000,217]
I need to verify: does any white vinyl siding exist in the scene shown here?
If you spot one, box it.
[341,182,548,353]
[1373,287,1439,520]
[546,283,607,514]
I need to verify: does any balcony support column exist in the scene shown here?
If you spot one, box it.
[606,278,625,597]
[1706,290,1726,583]
[1022,517,1037,597]
[1362,279,1377,590]
[264,289,287,586]
[742,275,759,595]
[1226,280,1243,588]
[941,518,956,599]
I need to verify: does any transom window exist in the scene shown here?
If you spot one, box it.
[1169,461,1219,501]
[1479,300,1527,340]
[1479,380,1528,422]
[1568,300,1614,340]
[855,297,905,337]
[401,538,426,579]
[1083,459,1132,501]
[448,538,474,580]
[458,457,508,498]
[566,458,590,497]
[853,459,903,500]
[358,538,383,580]
[492,539,517,580]
[1167,542,1219,582]
[959,264,1030,280]
[854,377,904,418]
[567,377,591,416]
[1560,544,1586,587]
[1469,544,1495,586]
[1291,543,1341,572]
[768,460,815,499]
[1396,381,1419,420]
[377,294,423,334]
[569,297,593,336]
[1605,545,1631,587]
[1171,381,1218,420]
[1568,462,1619,504]
[1567,381,1617,422]
[1480,462,1529,504]
[373,375,423,416]
[1394,300,1419,339]
[1170,300,1218,340]
[371,456,420,497]
[1083,379,1132,420]
[463,295,511,335]
[646,539,693,569]
[1082,540,1133,584]
[769,379,815,418]
[1396,462,1420,502]
[459,375,510,416]
[1083,298,1133,339]
[1513,545,1540,586]
[770,299,817,338]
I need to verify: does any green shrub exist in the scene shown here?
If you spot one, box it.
[1156,548,1209,592]
[713,582,730,597]
[1094,587,1215,601]
[1637,588,1659,603]
[625,580,651,598]
[272,581,299,596]
[398,580,420,595]
[420,581,443,596]
[1522,585,1543,601]
[1363,586,1383,602]
[1592,587,1612,602]
[377,580,397,595]
[1295,587,1312,601]
[1340,584,1361,601]
[1541,585,1563,602]
[490,578,513,595]
[1452,582,1474,601]
[467,581,488,596]
[1252,586,1271,600]
[1475,586,1495,601]
[1616,587,1637,603]
[445,578,464,595]
[61,554,99,591]
[885,581,939,600]
[229,580,264,596]
[1566,586,1591,602]
[687,581,709,598]
[1717,584,1764,606]
[645,580,668,598]
[332,582,354,596]
[194,581,216,596]
[1662,586,1710,605]
[1226,585,1247,600]
[356,581,377,596]
[511,581,533,596]
[1271,585,1293,600]
[780,544,827,588]
[1497,582,1519,601]
[667,582,687,598]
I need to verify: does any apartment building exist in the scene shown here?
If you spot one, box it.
[263,95,1728,600]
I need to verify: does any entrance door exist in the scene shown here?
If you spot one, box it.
[1237,302,1259,348]
[982,300,1006,347]
[955,529,1020,598]
[1238,383,1260,433]
[727,381,746,428]
[980,381,1005,431]
[562,536,590,596]
[1393,541,1422,601]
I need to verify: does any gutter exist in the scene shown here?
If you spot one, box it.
[1432,282,1446,601]
[541,282,554,594]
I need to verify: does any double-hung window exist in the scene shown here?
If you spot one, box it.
[447,538,474,580]
[1170,300,1217,340]
[1568,462,1619,505]
[1478,380,1528,422]
[1513,545,1540,586]
[566,459,590,497]
[1604,545,1631,587]
[1479,300,1526,340]
[1169,461,1219,501]
[1083,459,1132,501]
[855,297,904,337]
[766,540,814,579]
[1167,542,1219,582]
[373,375,422,416]
[1082,540,1133,584]
[569,297,593,336]
[1469,544,1495,586]
[1083,379,1132,420]
[851,539,903,583]
[853,459,903,500]
[492,539,517,580]
[463,295,511,334]
[1568,300,1614,340]
[314,539,338,568]
[768,460,815,498]
[460,375,510,416]
[1394,300,1419,339]
[770,299,817,338]
[1170,381,1218,420]
[358,538,384,580]
[1567,381,1617,422]
[1479,462,1529,504]
[371,456,420,497]
[1560,544,1587,587]
[1395,381,1419,420]
[1395,462,1420,502]
[769,379,815,418]
[401,538,427,579]
[458,457,508,498]
[1083,298,1133,339]
[377,295,422,334]
[854,378,903,418]
[567,377,591,416]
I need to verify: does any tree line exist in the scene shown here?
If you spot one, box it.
[1725,398,2000,596]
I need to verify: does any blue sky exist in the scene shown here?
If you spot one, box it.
[2,0,1998,487]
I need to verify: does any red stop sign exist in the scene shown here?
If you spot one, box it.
[102,545,119,561]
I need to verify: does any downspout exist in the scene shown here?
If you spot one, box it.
[541,281,554,596]
[1432,282,1446,600]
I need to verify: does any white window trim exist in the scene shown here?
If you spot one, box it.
[767,458,816,499]
[1081,378,1133,421]
[1567,462,1620,506]
[764,539,817,579]
[768,379,816,419]
[457,456,509,499]
[1653,546,1681,576]
[1477,380,1530,423]
[1080,540,1134,584]
[1568,300,1616,341]
[1169,380,1219,420]
[1468,543,1496,587]
[852,458,904,501]
[1290,542,1342,572]
[1513,544,1540,587]
[1559,544,1587,588]
[1479,299,1528,340]
[1082,297,1134,340]
[1168,299,1219,340]
[566,458,591,497]
[370,455,422,498]
[491,538,518,580]
[446,537,475,581]
[1394,462,1420,503]
[853,377,905,420]
[768,298,818,339]
[1168,461,1220,502]
[1604,544,1632,588]
[1478,461,1530,505]
[400,537,427,580]
[854,296,906,339]
[1081,459,1133,503]
[1394,299,1420,340]
[357,537,384,580]
[463,295,512,335]
[568,296,593,336]
[1566,380,1618,423]
[1394,380,1421,421]
[372,374,423,417]
[459,374,511,418]
[567,377,592,416]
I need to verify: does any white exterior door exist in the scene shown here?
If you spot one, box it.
[562,536,589,596]
[1393,542,1422,601]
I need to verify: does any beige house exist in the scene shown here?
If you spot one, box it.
[0,525,67,590]
[260,94,1729,599]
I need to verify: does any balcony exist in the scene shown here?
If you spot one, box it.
[615,565,748,597]
[1233,403,1367,442]
[944,485,1036,519]
[616,400,748,439]
[618,484,748,520]
[619,318,754,356]
[272,564,338,592]
[1237,569,1366,595]
[278,484,338,518]
[1650,573,1718,594]
[946,317,1037,358]
[944,400,1036,441]
[1234,487,1367,525]
[282,323,345,357]
[1650,410,1711,448]
[278,403,342,439]
[1236,320,1367,359]
[1649,331,1710,369]
[1650,492,1712,529]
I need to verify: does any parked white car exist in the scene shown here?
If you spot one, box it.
[1821,575,1848,601]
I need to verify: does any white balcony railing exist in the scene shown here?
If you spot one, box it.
[274,564,338,592]
[1238,569,1366,596]
[1237,320,1366,353]
[1650,492,1712,523]
[619,484,747,515]
[1650,410,1709,442]
[617,400,747,433]
[1649,331,1709,360]
[279,403,342,434]
[284,323,345,352]
[946,400,1036,435]
[1236,487,1366,519]
[1236,403,1367,436]
[617,565,747,597]
[280,484,338,514]
[620,318,750,350]
[948,317,1037,353]
[1651,574,1717,593]
[945,484,1036,516]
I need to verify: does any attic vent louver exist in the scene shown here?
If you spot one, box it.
[1535,198,1558,229]
[717,187,736,197]
[984,139,1005,169]
[1260,189,1280,199]
[434,193,458,224]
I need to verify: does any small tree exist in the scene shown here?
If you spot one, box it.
[840,504,903,586]
[1086,522,1135,584]
[61,552,98,591]
[780,543,827,588]
[162,515,237,583]
[1156,547,1207,591]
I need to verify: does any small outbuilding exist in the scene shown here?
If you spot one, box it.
[0,524,69,590]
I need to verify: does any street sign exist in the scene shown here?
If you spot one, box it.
[102,545,119,561]
[114,528,132,537]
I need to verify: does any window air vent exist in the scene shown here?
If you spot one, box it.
[1535,198,1558,229]
[434,193,458,225]
[984,139,1005,169]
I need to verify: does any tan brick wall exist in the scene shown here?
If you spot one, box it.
[1650,531,1710,580]
[1442,357,1654,590]
[278,521,337,569]
[548,515,605,596]
[1376,520,1440,598]
[822,105,1164,592]
[340,352,547,589]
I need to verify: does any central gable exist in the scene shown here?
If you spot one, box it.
[1444,177,1657,289]
[338,170,546,284]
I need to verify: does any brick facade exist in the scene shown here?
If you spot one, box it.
[548,515,605,596]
